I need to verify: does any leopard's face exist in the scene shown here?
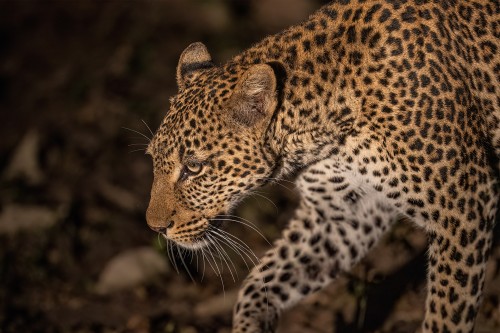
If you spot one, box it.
[146,43,279,248]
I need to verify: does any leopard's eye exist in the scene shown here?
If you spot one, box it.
[186,161,203,174]
[180,161,203,181]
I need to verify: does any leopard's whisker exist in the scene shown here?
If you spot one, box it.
[205,236,223,273]
[201,246,217,278]
[208,236,227,275]
[215,228,260,263]
[210,229,252,271]
[128,143,149,147]
[194,248,200,274]
[122,126,152,142]
[177,245,195,282]
[246,192,265,211]
[168,240,180,275]
[127,135,151,144]
[199,248,206,282]
[269,178,297,186]
[211,227,260,267]
[209,232,237,282]
[208,227,244,275]
[219,214,269,242]
[141,119,155,138]
[206,236,226,296]
[213,217,271,245]
[157,233,164,250]
[210,229,239,277]
[252,191,279,215]
[219,214,258,228]
[210,226,255,253]
[128,148,147,154]
[255,176,299,192]
[188,246,195,265]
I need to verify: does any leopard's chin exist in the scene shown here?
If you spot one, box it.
[170,216,227,250]
[173,237,211,250]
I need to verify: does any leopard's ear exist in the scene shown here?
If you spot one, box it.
[176,42,214,90]
[226,64,279,131]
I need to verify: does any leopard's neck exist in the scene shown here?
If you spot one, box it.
[226,3,359,175]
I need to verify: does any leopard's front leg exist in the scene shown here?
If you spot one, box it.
[233,162,402,332]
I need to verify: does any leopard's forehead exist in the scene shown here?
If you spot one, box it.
[148,66,240,167]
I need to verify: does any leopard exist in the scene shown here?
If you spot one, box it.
[145,0,500,332]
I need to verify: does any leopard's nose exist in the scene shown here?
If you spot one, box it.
[148,221,174,235]
[148,221,174,234]
[146,204,174,234]
[149,225,167,234]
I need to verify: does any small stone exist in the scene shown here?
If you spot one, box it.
[98,181,142,213]
[0,204,59,235]
[95,247,169,294]
[194,289,238,318]
[4,130,44,185]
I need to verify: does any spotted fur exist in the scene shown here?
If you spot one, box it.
[146,1,500,332]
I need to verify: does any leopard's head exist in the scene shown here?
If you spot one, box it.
[146,43,281,248]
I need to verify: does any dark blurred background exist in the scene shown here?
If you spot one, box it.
[0,1,499,332]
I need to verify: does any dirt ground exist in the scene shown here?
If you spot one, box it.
[0,1,499,333]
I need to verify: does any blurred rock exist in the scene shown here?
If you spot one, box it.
[126,313,149,333]
[194,289,238,318]
[95,247,169,294]
[179,327,197,333]
[485,245,500,283]
[98,181,142,213]
[0,204,59,234]
[217,329,231,333]
[3,130,44,185]
[364,223,427,280]
[380,289,424,332]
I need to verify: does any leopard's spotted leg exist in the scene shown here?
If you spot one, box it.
[421,184,498,333]
[232,159,402,333]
